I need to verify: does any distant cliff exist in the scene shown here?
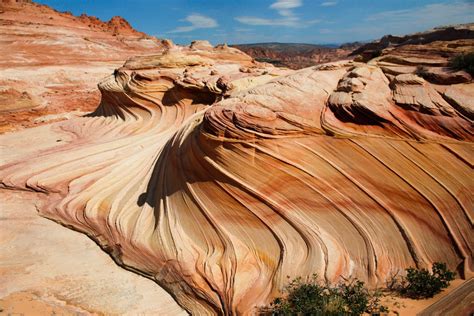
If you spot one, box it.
[231,42,356,69]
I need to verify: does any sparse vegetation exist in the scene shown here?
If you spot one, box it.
[371,49,383,59]
[449,52,474,76]
[260,262,455,315]
[386,262,455,299]
[400,262,455,299]
[260,275,388,315]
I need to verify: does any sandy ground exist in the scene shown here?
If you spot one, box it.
[418,278,474,315]
[382,278,471,315]
[0,125,185,315]
[0,189,186,315]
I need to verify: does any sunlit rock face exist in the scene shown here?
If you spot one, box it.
[0,0,172,132]
[1,42,473,314]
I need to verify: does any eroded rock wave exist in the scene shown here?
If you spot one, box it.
[1,43,473,314]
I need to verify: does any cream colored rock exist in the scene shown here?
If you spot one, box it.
[392,74,455,115]
[443,84,474,119]
[327,66,394,135]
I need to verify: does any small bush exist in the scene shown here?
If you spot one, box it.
[260,262,455,315]
[260,275,388,315]
[401,262,455,299]
[371,49,383,59]
[449,52,474,76]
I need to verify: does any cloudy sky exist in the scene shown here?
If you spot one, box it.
[37,0,473,45]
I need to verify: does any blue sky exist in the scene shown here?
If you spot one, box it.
[36,0,473,45]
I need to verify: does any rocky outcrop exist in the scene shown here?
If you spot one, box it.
[1,33,473,315]
[0,0,170,132]
[347,24,473,143]
[1,0,473,311]
[351,23,474,60]
[442,84,474,120]
[351,24,474,94]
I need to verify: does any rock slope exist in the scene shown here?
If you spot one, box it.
[1,27,473,315]
[0,0,169,132]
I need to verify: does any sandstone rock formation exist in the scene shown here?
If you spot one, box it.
[351,23,474,62]
[1,26,473,315]
[232,42,355,69]
[0,0,169,132]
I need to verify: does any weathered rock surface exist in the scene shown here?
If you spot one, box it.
[351,23,474,60]
[1,32,473,315]
[0,0,169,132]
[442,84,474,120]
[353,24,473,90]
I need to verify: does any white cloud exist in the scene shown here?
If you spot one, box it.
[327,1,474,43]
[169,14,218,33]
[270,0,302,16]
[321,1,338,6]
[235,16,300,26]
[236,0,312,27]
[234,27,253,32]
[270,0,302,10]
[366,1,473,27]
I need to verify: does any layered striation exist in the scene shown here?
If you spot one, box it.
[1,39,473,314]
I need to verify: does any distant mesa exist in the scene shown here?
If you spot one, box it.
[0,0,147,38]
[231,42,357,69]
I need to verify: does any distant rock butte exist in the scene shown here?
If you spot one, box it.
[1,20,473,314]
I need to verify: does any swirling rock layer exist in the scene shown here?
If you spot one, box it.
[1,41,473,314]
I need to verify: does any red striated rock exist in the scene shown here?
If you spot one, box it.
[419,67,472,84]
[0,0,170,133]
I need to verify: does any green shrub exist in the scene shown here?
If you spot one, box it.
[260,275,388,315]
[260,262,455,315]
[401,262,455,299]
[371,49,383,59]
[449,52,474,76]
